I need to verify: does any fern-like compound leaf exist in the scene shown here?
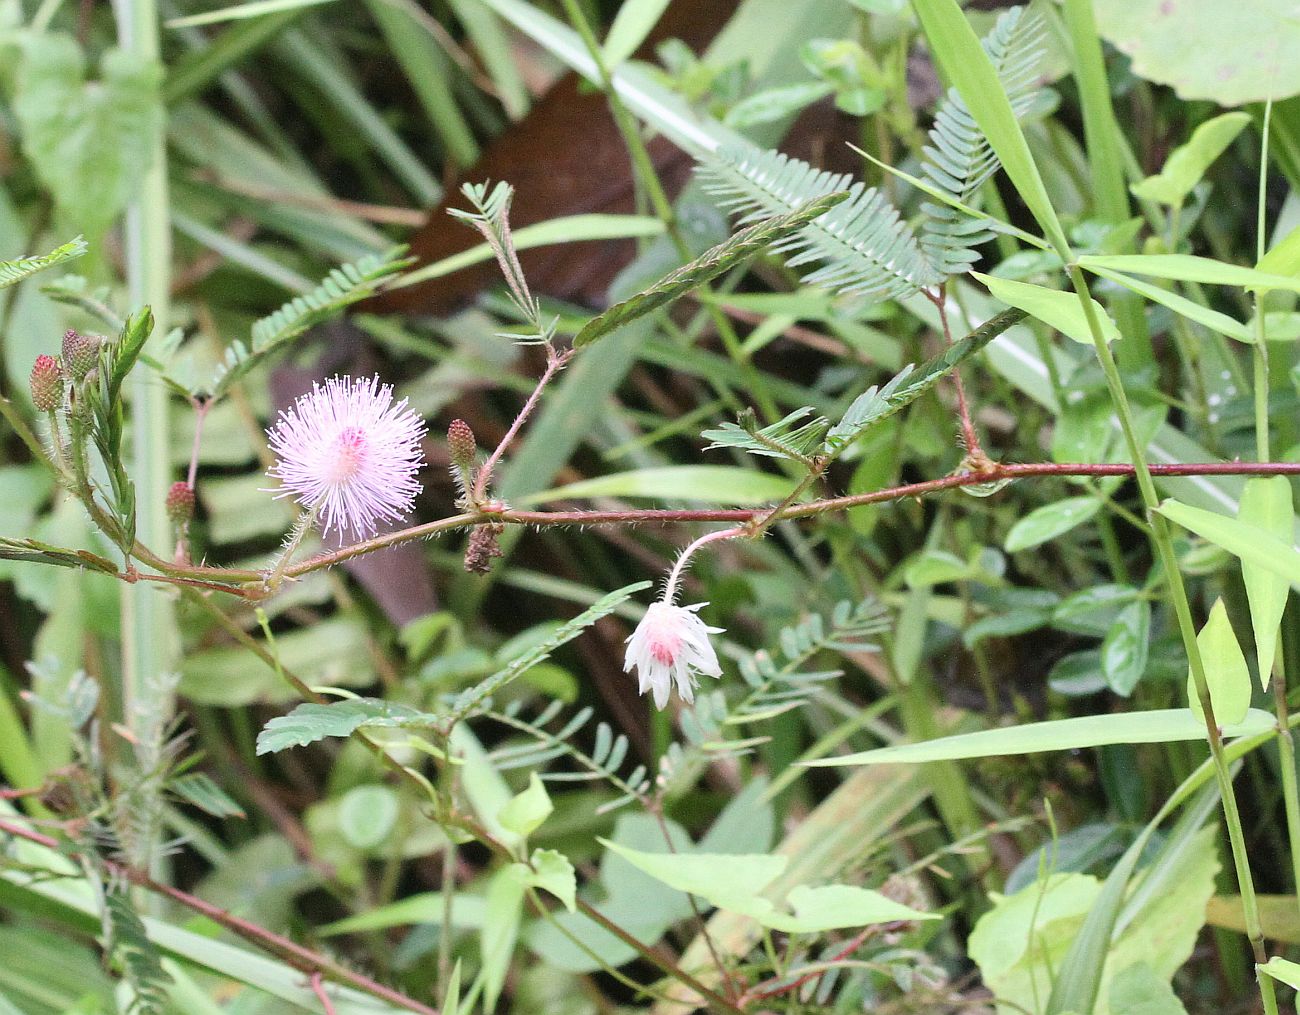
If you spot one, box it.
[919,5,1046,277]
[210,245,412,397]
[701,406,830,463]
[574,191,847,347]
[0,235,86,290]
[697,145,942,301]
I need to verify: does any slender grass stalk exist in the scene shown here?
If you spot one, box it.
[1067,264,1279,1013]
[113,0,175,882]
[1251,100,1300,925]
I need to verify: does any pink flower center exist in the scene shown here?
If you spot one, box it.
[648,629,681,665]
[324,426,368,484]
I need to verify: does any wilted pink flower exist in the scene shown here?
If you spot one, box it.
[267,375,426,538]
[624,600,723,710]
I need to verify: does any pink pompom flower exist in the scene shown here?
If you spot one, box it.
[623,526,738,710]
[623,600,723,710]
[266,375,426,539]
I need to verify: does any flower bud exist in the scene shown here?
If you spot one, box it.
[29,354,64,412]
[165,481,195,526]
[448,419,477,469]
[61,330,100,382]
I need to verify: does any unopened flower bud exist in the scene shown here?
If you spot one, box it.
[448,419,477,469]
[165,481,195,526]
[61,330,100,382]
[29,354,64,412]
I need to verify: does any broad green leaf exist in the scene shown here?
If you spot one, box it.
[1130,112,1251,206]
[396,214,665,289]
[982,819,1217,1015]
[0,236,86,291]
[499,772,553,839]
[806,708,1274,766]
[1258,956,1300,990]
[1108,963,1190,1014]
[573,192,847,347]
[14,35,163,243]
[481,865,527,1010]
[525,848,576,912]
[1077,254,1300,295]
[1187,599,1251,726]
[1082,264,1253,343]
[602,0,672,67]
[1257,222,1300,279]
[1239,477,1292,687]
[1156,498,1300,586]
[1005,496,1102,552]
[911,0,1070,257]
[974,272,1120,345]
[338,785,399,850]
[1093,0,1300,105]
[770,884,937,933]
[598,840,934,931]
[1101,601,1151,697]
[255,698,435,754]
[598,840,787,917]
[518,466,796,507]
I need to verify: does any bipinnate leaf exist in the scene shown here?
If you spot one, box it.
[211,246,412,396]
[0,236,86,290]
[911,0,1069,257]
[825,305,1028,451]
[573,192,848,347]
[449,581,651,719]
[1238,477,1292,688]
[1187,599,1251,726]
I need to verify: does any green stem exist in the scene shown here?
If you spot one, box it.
[1068,266,1277,1008]
[116,0,175,881]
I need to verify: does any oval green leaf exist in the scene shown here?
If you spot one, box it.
[1005,496,1102,552]
[974,272,1120,345]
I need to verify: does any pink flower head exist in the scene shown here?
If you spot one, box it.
[267,375,426,538]
[624,600,723,710]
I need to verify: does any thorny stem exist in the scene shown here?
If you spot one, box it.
[472,346,572,503]
[0,816,440,1015]
[263,505,319,592]
[42,459,1300,597]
